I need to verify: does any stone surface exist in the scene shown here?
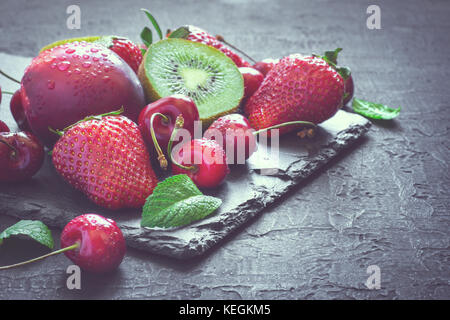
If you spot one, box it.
[0,52,370,259]
[0,0,449,300]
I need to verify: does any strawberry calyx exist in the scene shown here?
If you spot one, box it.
[49,107,125,137]
[313,48,351,80]
[140,8,164,49]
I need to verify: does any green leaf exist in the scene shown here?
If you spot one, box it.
[0,220,54,249]
[323,48,342,65]
[141,174,222,228]
[140,27,153,47]
[141,9,163,40]
[316,48,350,80]
[352,98,401,120]
[168,26,190,39]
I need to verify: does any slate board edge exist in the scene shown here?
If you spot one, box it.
[122,120,372,259]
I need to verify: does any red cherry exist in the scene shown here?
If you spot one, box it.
[10,89,31,131]
[204,113,257,164]
[138,95,199,165]
[60,214,126,273]
[0,131,45,182]
[171,138,229,188]
[343,74,354,105]
[252,58,280,76]
[205,114,316,165]
[239,67,264,102]
[0,120,9,133]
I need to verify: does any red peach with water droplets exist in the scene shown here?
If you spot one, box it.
[21,41,145,146]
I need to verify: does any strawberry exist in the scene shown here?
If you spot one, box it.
[244,55,345,136]
[52,113,158,210]
[97,36,143,73]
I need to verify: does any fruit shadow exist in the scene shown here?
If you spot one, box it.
[132,135,370,272]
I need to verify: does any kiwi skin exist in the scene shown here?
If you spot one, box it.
[138,39,244,127]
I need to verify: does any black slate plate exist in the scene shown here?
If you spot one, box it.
[0,53,371,259]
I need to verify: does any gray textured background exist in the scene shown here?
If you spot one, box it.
[0,0,449,299]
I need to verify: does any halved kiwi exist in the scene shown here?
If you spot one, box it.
[138,38,244,124]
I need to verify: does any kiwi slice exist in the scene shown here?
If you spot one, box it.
[138,38,244,124]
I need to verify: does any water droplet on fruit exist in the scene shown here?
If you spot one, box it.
[93,57,100,62]
[103,76,111,83]
[83,54,90,60]
[58,55,67,61]
[90,48,99,53]
[57,61,71,71]
[74,68,81,74]
[104,66,111,73]
[47,80,55,89]
[65,48,76,54]
[82,61,92,68]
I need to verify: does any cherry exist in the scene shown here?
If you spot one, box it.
[343,74,354,105]
[239,67,264,102]
[0,120,9,133]
[169,115,229,188]
[171,138,229,188]
[0,214,126,274]
[0,131,45,182]
[10,89,31,131]
[252,58,280,76]
[205,114,316,165]
[204,113,256,164]
[60,214,126,273]
[138,94,199,169]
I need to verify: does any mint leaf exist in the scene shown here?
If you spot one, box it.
[0,220,54,249]
[352,98,401,120]
[141,174,222,228]
[168,26,190,39]
[141,9,163,40]
[140,27,153,47]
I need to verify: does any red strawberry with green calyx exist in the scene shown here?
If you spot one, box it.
[52,109,158,210]
[244,55,345,136]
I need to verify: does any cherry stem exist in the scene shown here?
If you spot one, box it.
[49,106,125,136]
[0,242,79,270]
[0,139,18,155]
[1,91,15,95]
[215,35,257,64]
[167,114,197,172]
[252,120,317,136]
[0,69,21,84]
[149,112,169,170]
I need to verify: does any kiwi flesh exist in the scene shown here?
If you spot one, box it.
[138,38,244,124]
